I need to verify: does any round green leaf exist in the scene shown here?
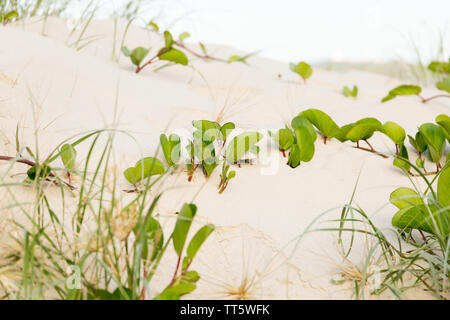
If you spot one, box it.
[382,121,406,145]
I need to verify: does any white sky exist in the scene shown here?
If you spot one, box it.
[83,0,450,63]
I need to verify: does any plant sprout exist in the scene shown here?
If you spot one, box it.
[418,123,446,172]
[289,61,312,83]
[408,132,428,170]
[218,163,236,194]
[59,143,77,183]
[382,121,406,155]
[342,85,358,99]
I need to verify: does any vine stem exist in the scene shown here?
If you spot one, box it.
[418,94,450,103]
[0,155,76,190]
[168,254,182,288]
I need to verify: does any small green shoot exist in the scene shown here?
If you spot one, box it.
[123,157,165,186]
[342,85,358,99]
[290,61,312,83]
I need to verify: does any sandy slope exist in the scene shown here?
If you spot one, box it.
[0,17,448,299]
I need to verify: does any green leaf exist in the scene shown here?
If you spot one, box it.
[163,31,174,48]
[393,143,410,172]
[343,85,358,98]
[428,60,450,74]
[186,224,215,260]
[335,123,355,142]
[121,46,131,57]
[155,283,196,300]
[137,217,164,261]
[392,205,434,234]
[193,120,221,140]
[160,134,181,166]
[436,114,450,141]
[291,115,317,142]
[60,144,77,171]
[178,32,190,42]
[287,143,301,168]
[158,47,188,66]
[173,203,197,256]
[148,21,159,31]
[129,47,149,66]
[294,126,315,162]
[390,187,423,209]
[220,122,235,141]
[419,123,446,163]
[436,77,450,93]
[345,118,382,142]
[381,85,422,103]
[269,128,294,152]
[199,42,207,55]
[382,121,406,145]
[123,157,165,184]
[408,132,428,153]
[290,62,312,81]
[300,109,340,139]
[437,166,450,207]
[225,132,263,163]
[27,164,51,181]
[5,11,19,20]
[416,157,425,168]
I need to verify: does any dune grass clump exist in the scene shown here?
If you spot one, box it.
[0,128,215,300]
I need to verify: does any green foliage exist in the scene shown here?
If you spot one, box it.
[225,132,263,164]
[173,203,197,256]
[300,109,340,141]
[186,224,215,260]
[381,85,422,103]
[344,118,382,142]
[291,115,317,142]
[158,47,188,66]
[0,10,18,24]
[393,143,410,172]
[220,122,235,142]
[218,163,236,193]
[178,32,190,42]
[343,85,358,98]
[390,166,450,239]
[382,121,406,145]
[428,60,450,74]
[59,144,77,171]
[408,132,428,154]
[123,157,165,185]
[160,134,181,167]
[436,77,450,94]
[268,128,294,154]
[287,143,301,168]
[148,21,159,31]
[290,61,313,82]
[418,123,446,164]
[27,164,51,181]
[122,46,150,66]
[435,114,450,141]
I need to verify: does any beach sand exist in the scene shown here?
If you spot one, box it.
[0,17,448,299]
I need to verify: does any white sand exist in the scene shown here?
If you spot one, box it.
[0,17,448,299]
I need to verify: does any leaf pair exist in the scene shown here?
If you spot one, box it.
[218,163,236,193]
[123,157,165,185]
[300,109,340,143]
[343,85,358,98]
[268,128,294,156]
[160,134,181,167]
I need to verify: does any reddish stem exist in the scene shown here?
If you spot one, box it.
[281,149,286,158]
[419,94,450,103]
[364,139,375,151]
[169,254,182,288]
[135,54,160,73]
[324,136,327,145]
[395,144,399,155]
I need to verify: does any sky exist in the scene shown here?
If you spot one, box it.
[78,0,450,63]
